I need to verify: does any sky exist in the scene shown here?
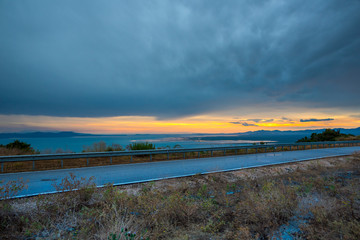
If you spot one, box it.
[0,0,360,134]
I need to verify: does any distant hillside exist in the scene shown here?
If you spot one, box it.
[0,131,93,139]
[188,127,360,143]
[1,128,359,143]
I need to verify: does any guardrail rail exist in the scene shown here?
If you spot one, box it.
[1,140,360,173]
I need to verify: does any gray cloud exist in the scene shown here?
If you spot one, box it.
[300,118,334,122]
[247,119,263,123]
[248,119,274,123]
[241,122,258,127]
[229,121,258,126]
[0,0,360,118]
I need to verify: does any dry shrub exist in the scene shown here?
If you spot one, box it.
[52,173,97,210]
[0,147,33,156]
[302,199,360,239]
[234,180,298,238]
[0,178,29,238]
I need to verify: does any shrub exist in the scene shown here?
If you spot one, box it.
[105,143,124,152]
[0,140,35,156]
[0,178,28,200]
[52,173,96,209]
[83,141,124,152]
[126,142,155,151]
[297,129,355,142]
[0,178,28,234]
[5,140,33,151]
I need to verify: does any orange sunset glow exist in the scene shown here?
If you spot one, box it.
[1,113,359,134]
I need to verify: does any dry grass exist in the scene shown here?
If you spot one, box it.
[0,147,34,156]
[1,153,360,239]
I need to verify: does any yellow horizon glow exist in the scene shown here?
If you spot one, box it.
[0,113,359,134]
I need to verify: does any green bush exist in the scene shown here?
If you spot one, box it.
[297,129,354,142]
[5,140,32,151]
[0,140,36,155]
[126,142,155,151]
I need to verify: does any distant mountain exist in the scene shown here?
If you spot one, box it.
[0,131,94,139]
[1,127,359,143]
[188,127,360,143]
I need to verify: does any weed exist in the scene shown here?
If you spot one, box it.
[0,178,28,200]
[52,173,96,209]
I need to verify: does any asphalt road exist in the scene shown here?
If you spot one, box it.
[1,146,359,198]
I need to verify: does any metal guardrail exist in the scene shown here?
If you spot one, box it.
[1,140,360,172]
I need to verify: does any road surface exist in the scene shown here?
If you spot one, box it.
[1,146,359,198]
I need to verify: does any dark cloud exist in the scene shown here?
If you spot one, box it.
[229,121,258,126]
[241,122,258,127]
[0,124,54,133]
[244,118,274,123]
[300,118,334,122]
[247,119,263,123]
[1,0,360,118]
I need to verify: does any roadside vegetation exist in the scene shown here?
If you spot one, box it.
[82,141,125,152]
[297,128,359,142]
[0,140,37,156]
[126,142,156,151]
[1,153,360,239]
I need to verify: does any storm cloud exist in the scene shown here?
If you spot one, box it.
[300,118,334,122]
[1,0,360,119]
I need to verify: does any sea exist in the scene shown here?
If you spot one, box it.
[0,134,267,153]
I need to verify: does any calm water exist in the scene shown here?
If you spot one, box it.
[0,134,265,153]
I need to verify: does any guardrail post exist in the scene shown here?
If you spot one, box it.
[223,149,226,156]
[246,148,248,154]
[131,155,133,163]
[256,148,258,153]
[167,152,169,160]
[61,160,63,168]
[211,150,213,157]
[32,160,35,170]
[110,156,112,164]
[297,145,299,150]
[282,146,284,151]
[87,158,89,166]
[235,149,237,155]
[264,147,267,153]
